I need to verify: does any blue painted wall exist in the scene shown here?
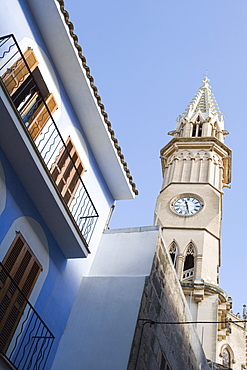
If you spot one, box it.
[0,2,116,367]
[0,148,89,367]
[0,0,114,210]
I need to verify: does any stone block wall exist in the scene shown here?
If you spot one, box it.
[128,236,210,370]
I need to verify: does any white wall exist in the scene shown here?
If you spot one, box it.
[51,226,159,370]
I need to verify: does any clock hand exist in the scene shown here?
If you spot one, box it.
[185,200,189,214]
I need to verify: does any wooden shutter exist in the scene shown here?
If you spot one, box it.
[26,92,58,140]
[51,137,84,205]
[1,48,39,96]
[0,233,42,354]
[1,47,58,140]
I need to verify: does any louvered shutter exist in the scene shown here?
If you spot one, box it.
[27,92,58,140]
[51,137,84,205]
[1,48,39,96]
[0,233,42,353]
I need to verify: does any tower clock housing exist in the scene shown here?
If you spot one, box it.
[155,78,233,361]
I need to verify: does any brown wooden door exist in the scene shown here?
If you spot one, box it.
[0,233,42,353]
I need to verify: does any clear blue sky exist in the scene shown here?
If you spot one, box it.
[65,0,247,314]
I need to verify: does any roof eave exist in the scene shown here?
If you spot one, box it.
[26,0,137,200]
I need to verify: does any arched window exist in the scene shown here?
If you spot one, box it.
[220,345,234,369]
[191,117,203,137]
[169,240,177,266]
[183,242,195,280]
[198,123,203,137]
[192,124,197,137]
[222,347,230,368]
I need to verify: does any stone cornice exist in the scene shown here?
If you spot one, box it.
[160,137,231,158]
[161,226,221,241]
[181,281,228,303]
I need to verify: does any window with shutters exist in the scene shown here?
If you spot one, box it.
[22,91,58,140]
[50,137,85,206]
[1,48,39,97]
[1,47,58,140]
[0,233,42,354]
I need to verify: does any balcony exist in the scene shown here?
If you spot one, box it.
[182,267,194,280]
[0,263,54,370]
[0,34,98,257]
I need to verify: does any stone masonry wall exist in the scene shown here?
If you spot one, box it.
[128,236,209,370]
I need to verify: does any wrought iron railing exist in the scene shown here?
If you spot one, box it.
[0,263,55,370]
[0,34,98,245]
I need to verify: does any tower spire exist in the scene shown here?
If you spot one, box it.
[183,77,221,118]
[173,77,227,142]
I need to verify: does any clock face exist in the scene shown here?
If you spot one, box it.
[173,196,202,216]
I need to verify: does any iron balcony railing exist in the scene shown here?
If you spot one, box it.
[0,34,98,246]
[0,263,55,370]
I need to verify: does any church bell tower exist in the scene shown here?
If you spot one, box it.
[155,77,233,360]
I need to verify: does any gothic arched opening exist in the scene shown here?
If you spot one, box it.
[222,347,230,368]
[192,124,197,137]
[184,254,194,270]
[182,243,195,280]
[198,123,203,137]
[169,240,177,266]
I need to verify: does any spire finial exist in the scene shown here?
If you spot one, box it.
[202,76,210,86]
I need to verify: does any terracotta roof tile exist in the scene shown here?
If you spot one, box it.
[57,0,138,195]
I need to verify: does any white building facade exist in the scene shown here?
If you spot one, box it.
[155,77,246,369]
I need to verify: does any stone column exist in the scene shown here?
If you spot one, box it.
[176,254,184,280]
[194,254,203,280]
